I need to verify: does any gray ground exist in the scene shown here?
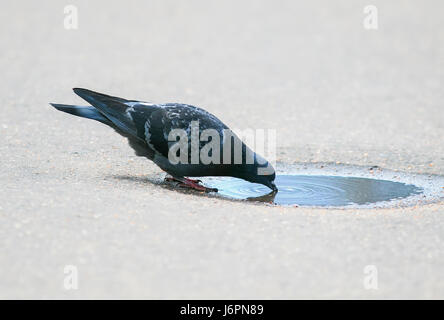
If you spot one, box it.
[1,0,444,299]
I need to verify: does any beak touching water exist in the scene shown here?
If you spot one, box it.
[269,181,278,192]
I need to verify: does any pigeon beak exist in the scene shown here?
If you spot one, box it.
[270,181,278,192]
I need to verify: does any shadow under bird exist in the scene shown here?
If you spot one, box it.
[51,88,277,193]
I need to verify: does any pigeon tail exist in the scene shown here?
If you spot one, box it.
[72,88,137,137]
[73,88,130,104]
[50,104,112,125]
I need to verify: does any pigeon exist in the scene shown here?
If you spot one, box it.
[51,88,277,193]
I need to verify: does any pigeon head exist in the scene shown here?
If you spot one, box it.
[237,155,278,192]
[250,169,277,192]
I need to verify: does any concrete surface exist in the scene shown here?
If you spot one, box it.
[1,0,444,299]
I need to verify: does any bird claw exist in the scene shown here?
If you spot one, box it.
[186,178,202,184]
[165,176,217,193]
[165,176,201,184]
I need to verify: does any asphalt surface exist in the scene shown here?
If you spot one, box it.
[1,0,444,299]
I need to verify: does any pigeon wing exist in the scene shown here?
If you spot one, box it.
[131,104,229,162]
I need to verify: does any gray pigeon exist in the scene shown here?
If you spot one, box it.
[51,88,277,192]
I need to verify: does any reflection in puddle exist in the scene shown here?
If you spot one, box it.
[205,175,422,206]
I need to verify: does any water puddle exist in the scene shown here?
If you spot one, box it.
[204,175,422,207]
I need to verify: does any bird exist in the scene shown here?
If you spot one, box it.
[51,88,277,193]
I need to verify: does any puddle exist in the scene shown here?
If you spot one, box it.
[203,175,422,206]
[197,163,444,208]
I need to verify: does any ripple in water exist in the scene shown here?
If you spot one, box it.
[205,175,422,206]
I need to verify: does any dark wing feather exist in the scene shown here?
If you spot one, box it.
[129,104,229,162]
[73,88,140,137]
